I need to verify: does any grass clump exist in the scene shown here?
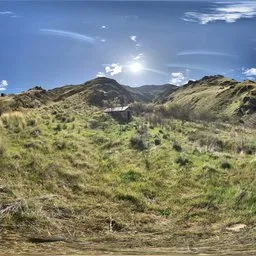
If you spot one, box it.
[1,112,26,132]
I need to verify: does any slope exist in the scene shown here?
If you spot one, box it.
[162,75,256,121]
[0,94,256,253]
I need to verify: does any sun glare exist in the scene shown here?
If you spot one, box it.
[130,62,142,73]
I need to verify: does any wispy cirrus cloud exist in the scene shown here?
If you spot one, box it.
[0,80,8,91]
[40,29,95,43]
[183,2,256,24]
[144,68,168,76]
[167,63,210,72]
[0,11,13,15]
[0,11,21,18]
[177,50,237,58]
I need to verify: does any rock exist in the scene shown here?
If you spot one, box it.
[226,224,247,232]
[31,129,40,137]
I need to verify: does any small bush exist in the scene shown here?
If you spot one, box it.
[120,170,142,182]
[53,124,62,132]
[154,137,161,146]
[175,156,191,166]
[27,119,36,126]
[159,209,171,217]
[172,141,182,152]
[220,161,232,169]
[130,136,147,151]
[163,134,169,140]
[54,140,67,150]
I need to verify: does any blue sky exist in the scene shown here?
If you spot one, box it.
[0,1,256,93]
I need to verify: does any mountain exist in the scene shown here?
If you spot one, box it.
[1,75,256,122]
[162,75,256,121]
[1,77,178,112]
[48,77,135,107]
[124,83,178,102]
[49,78,178,105]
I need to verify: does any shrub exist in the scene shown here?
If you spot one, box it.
[26,119,36,126]
[53,124,62,132]
[159,209,171,217]
[220,161,232,169]
[130,136,147,151]
[120,170,142,182]
[175,156,191,166]
[163,134,169,140]
[172,141,182,152]
[154,137,161,146]
[54,140,67,150]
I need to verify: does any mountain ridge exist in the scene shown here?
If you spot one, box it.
[1,75,256,122]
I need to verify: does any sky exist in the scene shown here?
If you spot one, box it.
[0,1,256,93]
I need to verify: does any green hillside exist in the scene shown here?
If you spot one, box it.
[0,82,256,254]
[162,75,256,123]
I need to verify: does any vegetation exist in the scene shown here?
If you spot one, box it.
[0,76,256,254]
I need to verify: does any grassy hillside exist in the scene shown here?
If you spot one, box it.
[162,75,256,123]
[0,90,256,254]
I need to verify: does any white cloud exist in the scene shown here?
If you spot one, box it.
[130,35,137,42]
[133,53,143,61]
[105,63,123,76]
[0,80,8,91]
[97,72,105,77]
[169,72,186,86]
[101,25,106,29]
[183,2,256,24]
[243,68,256,77]
[101,39,106,43]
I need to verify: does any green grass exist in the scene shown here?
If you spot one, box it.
[0,95,256,251]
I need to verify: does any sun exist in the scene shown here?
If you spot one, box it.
[129,62,142,73]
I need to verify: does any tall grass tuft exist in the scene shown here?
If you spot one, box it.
[1,112,26,132]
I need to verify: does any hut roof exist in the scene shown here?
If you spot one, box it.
[104,106,129,113]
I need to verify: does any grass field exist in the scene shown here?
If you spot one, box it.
[0,94,255,253]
